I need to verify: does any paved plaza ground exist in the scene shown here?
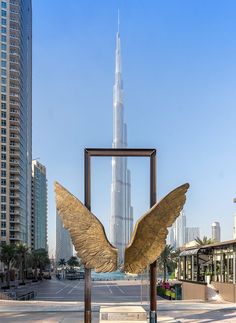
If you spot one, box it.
[0,277,236,322]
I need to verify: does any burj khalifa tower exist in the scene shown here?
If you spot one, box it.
[110,17,133,261]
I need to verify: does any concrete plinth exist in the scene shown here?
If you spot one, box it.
[100,306,147,322]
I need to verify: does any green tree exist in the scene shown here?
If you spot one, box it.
[31,249,50,280]
[15,244,28,284]
[67,256,80,269]
[195,236,214,246]
[0,244,16,288]
[58,258,66,267]
[157,245,176,282]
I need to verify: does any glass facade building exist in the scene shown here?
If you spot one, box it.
[31,160,47,250]
[0,0,32,245]
[56,212,73,263]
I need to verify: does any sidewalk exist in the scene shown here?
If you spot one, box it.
[0,299,236,322]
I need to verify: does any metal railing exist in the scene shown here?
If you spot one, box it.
[17,291,36,301]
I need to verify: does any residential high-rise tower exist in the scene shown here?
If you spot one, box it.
[31,160,47,250]
[212,221,221,242]
[0,0,32,246]
[186,227,200,243]
[110,18,133,260]
[169,211,186,248]
[56,212,73,263]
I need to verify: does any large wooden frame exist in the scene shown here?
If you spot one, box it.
[84,148,157,323]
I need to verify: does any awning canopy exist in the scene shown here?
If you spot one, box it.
[179,248,200,257]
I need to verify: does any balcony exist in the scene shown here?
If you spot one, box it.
[10,75,19,81]
[10,116,20,123]
[10,114,20,121]
[10,226,20,232]
[9,235,20,241]
[10,94,20,101]
[10,219,20,225]
[9,193,20,200]
[9,210,20,217]
[9,176,20,183]
[10,134,20,141]
[9,140,20,146]
[9,68,20,74]
[10,34,20,40]
[10,201,20,208]
[9,158,20,167]
[10,165,20,171]
[10,126,20,134]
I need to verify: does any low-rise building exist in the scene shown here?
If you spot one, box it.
[179,239,236,302]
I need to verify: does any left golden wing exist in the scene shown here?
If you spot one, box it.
[124,183,189,274]
[55,182,118,272]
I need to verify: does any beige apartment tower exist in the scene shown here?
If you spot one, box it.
[0,1,32,245]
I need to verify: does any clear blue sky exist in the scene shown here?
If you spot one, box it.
[32,0,236,256]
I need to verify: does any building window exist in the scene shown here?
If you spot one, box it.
[1,222,6,228]
[1,162,6,168]
[1,120,6,126]
[1,69,6,77]
[1,26,6,33]
[1,137,6,143]
[1,188,6,195]
[1,61,6,68]
[1,204,6,211]
[1,230,6,237]
[1,187,6,194]
[1,153,6,160]
[1,170,6,177]
[1,18,6,25]
[1,213,6,219]
[1,44,6,50]
[1,103,6,109]
[1,77,6,83]
[1,129,6,135]
[1,86,6,93]
[1,52,6,59]
[1,35,6,42]
[1,196,6,203]
[1,2,7,9]
[1,111,6,118]
[1,10,6,17]
[1,145,6,151]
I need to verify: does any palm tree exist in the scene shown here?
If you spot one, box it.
[0,244,16,288]
[195,236,214,246]
[67,256,80,270]
[58,258,66,267]
[15,244,28,284]
[157,245,175,282]
[58,258,67,278]
[31,249,50,280]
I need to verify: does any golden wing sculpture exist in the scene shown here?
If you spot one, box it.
[55,181,189,274]
[124,183,189,273]
[55,182,118,272]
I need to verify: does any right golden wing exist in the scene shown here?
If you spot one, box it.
[55,182,118,272]
[124,183,189,274]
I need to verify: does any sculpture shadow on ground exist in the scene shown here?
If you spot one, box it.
[173,308,236,322]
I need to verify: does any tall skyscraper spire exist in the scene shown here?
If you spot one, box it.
[118,8,120,33]
[110,13,133,262]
